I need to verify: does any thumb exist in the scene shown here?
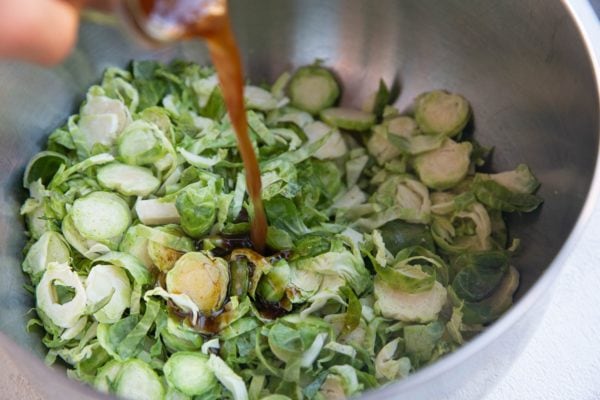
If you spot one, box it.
[0,0,80,66]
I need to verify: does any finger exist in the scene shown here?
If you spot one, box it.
[0,0,80,65]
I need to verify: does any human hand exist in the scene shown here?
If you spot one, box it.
[0,0,95,65]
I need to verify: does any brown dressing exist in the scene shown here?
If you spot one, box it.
[168,296,238,335]
[198,233,292,258]
[194,312,226,334]
[198,233,254,256]
[130,0,296,334]
[254,297,291,320]
[135,0,267,252]
[167,300,224,334]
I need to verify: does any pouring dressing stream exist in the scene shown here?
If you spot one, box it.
[125,0,267,252]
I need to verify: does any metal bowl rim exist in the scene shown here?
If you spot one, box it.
[1,1,599,399]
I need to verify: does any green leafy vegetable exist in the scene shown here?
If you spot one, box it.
[378,219,435,254]
[451,251,509,302]
[176,183,218,238]
[472,177,543,212]
[20,60,542,400]
[23,151,69,188]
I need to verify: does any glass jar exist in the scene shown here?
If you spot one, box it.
[117,0,226,45]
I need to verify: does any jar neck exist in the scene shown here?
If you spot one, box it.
[116,0,227,46]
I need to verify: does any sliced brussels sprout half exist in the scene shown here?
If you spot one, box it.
[62,213,112,260]
[245,85,279,111]
[230,248,272,298]
[382,114,445,156]
[378,219,435,254]
[431,201,493,254]
[287,266,323,304]
[114,359,165,400]
[97,162,160,197]
[135,198,181,226]
[320,365,363,398]
[175,183,217,238]
[161,316,204,353]
[94,251,153,285]
[387,115,419,137]
[303,121,347,160]
[371,174,431,217]
[288,65,340,115]
[459,265,520,325]
[357,174,431,228]
[374,278,447,323]
[85,264,132,323]
[166,252,229,314]
[413,139,472,190]
[257,260,291,303]
[164,352,218,397]
[319,374,347,400]
[472,176,543,213]
[375,338,411,381]
[93,359,124,394]
[414,90,470,137]
[36,262,87,329]
[451,251,509,302]
[139,105,174,134]
[292,240,370,296]
[320,107,376,132]
[23,151,69,188]
[147,225,191,272]
[119,225,153,268]
[70,191,132,242]
[101,67,139,111]
[22,231,70,282]
[381,115,446,157]
[481,163,540,194]
[23,196,55,241]
[267,315,329,366]
[117,120,170,166]
[73,90,131,154]
[272,108,314,128]
[367,123,403,165]
[403,321,445,364]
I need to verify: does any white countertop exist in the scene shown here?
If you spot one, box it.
[483,209,600,400]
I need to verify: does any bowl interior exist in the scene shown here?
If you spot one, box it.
[0,0,597,398]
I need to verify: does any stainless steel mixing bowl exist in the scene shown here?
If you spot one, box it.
[0,1,598,399]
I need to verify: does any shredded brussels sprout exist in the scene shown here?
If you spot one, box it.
[21,60,542,399]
